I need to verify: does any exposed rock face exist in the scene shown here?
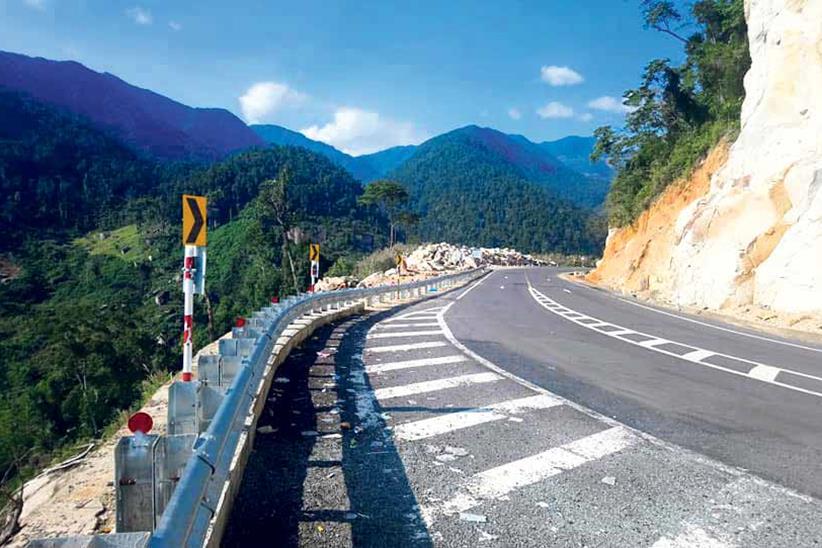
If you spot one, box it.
[590,0,822,330]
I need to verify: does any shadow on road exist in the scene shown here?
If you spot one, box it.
[222,307,432,547]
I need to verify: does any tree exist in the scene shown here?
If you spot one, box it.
[257,172,300,294]
[641,0,690,43]
[357,180,410,247]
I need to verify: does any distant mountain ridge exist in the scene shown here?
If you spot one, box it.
[253,124,611,209]
[0,50,263,161]
[387,125,606,253]
[251,124,416,181]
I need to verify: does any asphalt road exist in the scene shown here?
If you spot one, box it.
[224,269,822,547]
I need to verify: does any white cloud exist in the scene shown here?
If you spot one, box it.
[588,95,633,114]
[126,6,152,25]
[23,0,46,11]
[238,81,307,124]
[507,107,522,120]
[578,112,594,122]
[301,107,426,156]
[540,65,584,86]
[169,21,182,31]
[537,101,574,119]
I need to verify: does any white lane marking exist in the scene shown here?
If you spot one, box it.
[373,372,501,400]
[376,322,440,329]
[456,274,488,301]
[367,341,448,353]
[527,285,822,399]
[437,297,817,527]
[748,364,780,383]
[382,309,445,322]
[651,525,731,548]
[682,349,715,362]
[365,355,468,374]
[638,338,669,348]
[430,427,636,519]
[367,330,443,339]
[617,297,822,354]
[394,395,562,441]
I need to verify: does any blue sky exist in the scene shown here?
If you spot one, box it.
[0,0,684,155]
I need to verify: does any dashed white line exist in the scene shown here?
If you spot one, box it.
[373,372,501,400]
[617,297,822,354]
[393,394,562,441]
[527,285,822,399]
[748,364,780,383]
[367,341,448,353]
[638,338,669,348]
[682,349,715,362]
[365,355,468,374]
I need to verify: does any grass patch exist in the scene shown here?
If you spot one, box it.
[74,224,146,263]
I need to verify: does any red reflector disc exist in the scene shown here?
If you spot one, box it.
[128,412,154,434]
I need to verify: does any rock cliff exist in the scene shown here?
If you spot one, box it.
[588,0,822,333]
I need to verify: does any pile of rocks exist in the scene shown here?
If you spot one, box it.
[314,242,543,292]
[313,276,358,292]
[405,242,544,271]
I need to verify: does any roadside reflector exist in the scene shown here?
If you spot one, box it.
[235,317,246,328]
[128,412,154,434]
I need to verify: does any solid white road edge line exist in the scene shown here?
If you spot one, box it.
[437,293,814,506]
[456,273,489,301]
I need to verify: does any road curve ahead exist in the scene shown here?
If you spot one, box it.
[447,267,822,499]
[225,268,822,547]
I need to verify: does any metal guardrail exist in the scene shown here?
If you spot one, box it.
[107,268,486,548]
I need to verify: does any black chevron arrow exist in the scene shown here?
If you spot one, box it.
[186,197,204,244]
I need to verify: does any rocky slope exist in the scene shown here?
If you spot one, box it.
[588,0,822,334]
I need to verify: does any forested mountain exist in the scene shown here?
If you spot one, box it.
[252,124,416,182]
[252,123,611,204]
[0,50,263,161]
[252,124,378,181]
[539,136,614,181]
[0,89,168,243]
[389,126,606,254]
[0,90,384,482]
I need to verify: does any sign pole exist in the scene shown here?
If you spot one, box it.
[309,243,320,292]
[181,245,195,382]
[181,194,207,382]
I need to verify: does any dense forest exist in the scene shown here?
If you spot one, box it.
[0,90,385,485]
[390,127,607,254]
[593,0,749,226]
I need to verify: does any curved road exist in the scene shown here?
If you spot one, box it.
[448,267,822,497]
[226,267,822,547]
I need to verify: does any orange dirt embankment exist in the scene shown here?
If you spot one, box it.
[587,140,731,296]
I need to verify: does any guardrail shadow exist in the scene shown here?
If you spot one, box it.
[223,303,432,547]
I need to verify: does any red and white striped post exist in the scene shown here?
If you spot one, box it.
[181,245,196,382]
